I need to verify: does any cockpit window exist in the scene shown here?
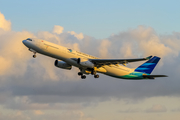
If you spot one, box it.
[26,38,32,41]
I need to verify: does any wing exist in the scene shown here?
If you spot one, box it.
[89,56,152,67]
[143,75,168,79]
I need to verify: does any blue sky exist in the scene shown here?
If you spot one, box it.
[0,0,180,39]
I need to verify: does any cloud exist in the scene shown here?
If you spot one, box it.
[34,110,44,115]
[40,110,94,120]
[0,30,34,77]
[171,108,180,112]
[107,26,175,59]
[0,110,31,120]
[119,108,141,113]
[37,31,60,42]
[53,25,64,34]
[145,104,167,113]
[0,56,12,75]
[0,12,11,31]
[98,39,111,58]
[68,31,84,40]
[120,43,134,58]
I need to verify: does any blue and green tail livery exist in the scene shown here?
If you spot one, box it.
[135,56,160,74]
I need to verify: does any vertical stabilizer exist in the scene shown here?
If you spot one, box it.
[134,56,160,74]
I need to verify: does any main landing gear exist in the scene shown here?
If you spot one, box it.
[94,74,99,78]
[91,70,99,78]
[78,72,86,79]
[78,70,99,79]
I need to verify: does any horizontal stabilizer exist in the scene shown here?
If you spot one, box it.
[143,75,168,79]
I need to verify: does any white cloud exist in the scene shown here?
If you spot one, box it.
[37,31,60,42]
[120,43,134,58]
[98,39,111,58]
[68,31,84,40]
[0,12,11,31]
[0,56,12,75]
[113,26,174,58]
[0,31,34,76]
[53,25,64,34]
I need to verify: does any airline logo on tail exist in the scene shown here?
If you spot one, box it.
[135,56,160,74]
[122,56,167,79]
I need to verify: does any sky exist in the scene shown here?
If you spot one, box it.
[0,0,180,120]
[0,0,180,39]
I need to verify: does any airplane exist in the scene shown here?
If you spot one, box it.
[22,38,167,80]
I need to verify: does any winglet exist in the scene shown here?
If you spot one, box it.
[146,55,153,60]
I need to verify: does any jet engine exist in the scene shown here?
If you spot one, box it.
[54,60,72,70]
[77,58,94,68]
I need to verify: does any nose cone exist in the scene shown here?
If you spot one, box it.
[22,40,29,48]
[22,40,26,44]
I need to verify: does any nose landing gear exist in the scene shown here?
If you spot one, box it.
[29,48,37,58]
[33,54,36,58]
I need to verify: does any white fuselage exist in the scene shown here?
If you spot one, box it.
[23,38,134,79]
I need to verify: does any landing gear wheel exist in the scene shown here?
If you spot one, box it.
[33,54,36,58]
[94,74,99,78]
[78,72,83,76]
[81,75,86,79]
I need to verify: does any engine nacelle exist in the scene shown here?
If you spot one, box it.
[80,60,94,68]
[54,60,72,70]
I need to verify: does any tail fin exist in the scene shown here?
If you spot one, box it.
[134,56,160,74]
